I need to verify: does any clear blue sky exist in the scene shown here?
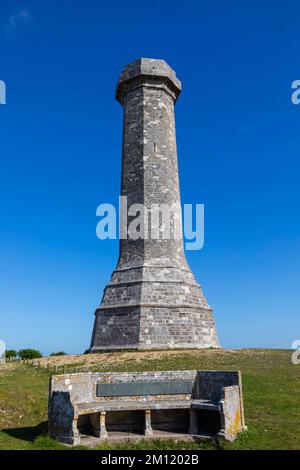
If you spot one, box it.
[1,0,299,355]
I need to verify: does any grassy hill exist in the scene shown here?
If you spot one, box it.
[0,348,299,450]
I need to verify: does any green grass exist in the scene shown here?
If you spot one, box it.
[0,349,299,450]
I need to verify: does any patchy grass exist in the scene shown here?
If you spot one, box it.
[0,349,299,450]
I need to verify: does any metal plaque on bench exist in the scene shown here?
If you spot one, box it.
[96,380,194,397]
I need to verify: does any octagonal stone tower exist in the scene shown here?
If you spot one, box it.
[89,58,220,351]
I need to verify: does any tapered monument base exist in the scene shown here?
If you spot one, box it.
[89,304,220,352]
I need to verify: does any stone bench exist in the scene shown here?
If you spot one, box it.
[48,370,246,445]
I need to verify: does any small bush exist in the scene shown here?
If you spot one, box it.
[50,351,67,356]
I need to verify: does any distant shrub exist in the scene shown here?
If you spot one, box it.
[50,351,67,356]
[5,349,17,359]
[18,349,43,360]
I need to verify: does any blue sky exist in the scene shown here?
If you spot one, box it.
[1,0,299,354]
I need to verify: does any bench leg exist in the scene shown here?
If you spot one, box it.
[95,411,108,439]
[144,409,153,437]
[189,408,198,435]
[72,417,81,445]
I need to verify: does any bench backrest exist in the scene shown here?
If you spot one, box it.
[49,370,242,406]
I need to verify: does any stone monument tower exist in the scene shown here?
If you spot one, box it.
[90,58,220,351]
